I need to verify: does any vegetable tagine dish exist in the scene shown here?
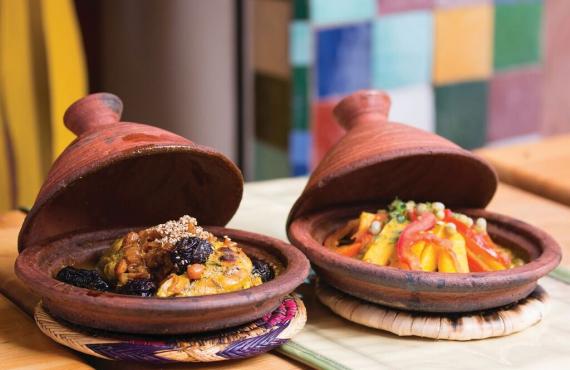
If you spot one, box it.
[56,215,276,297]
[324,199,524,273]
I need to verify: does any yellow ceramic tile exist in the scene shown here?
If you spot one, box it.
[433,4,494,85]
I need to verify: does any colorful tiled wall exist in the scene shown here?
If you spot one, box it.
[253,0,566,179]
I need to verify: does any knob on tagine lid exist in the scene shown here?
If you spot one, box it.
[287,90,498,226]
[18,93,243,251]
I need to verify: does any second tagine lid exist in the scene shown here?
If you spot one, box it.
[287,90,498,227]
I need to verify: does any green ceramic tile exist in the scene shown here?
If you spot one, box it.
[494,2,543,70]
[292,67,310,130]
[255,73,291,150]
[294,0,309,19]
[435,81,488,149]
[254,140,290,180]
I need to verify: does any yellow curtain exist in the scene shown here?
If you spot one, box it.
[0,0,87,211]
[0,102,11,211]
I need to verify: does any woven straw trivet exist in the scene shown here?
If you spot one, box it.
[35,295,306,363]
[316,280,549,341]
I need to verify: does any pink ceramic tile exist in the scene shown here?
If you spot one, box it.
[542,0,570,135]
[377,0,433,14]
[311,99,345,169]
[435,0,490,8]
[487,67,542,142]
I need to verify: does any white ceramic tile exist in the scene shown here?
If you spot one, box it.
[385,84,435,132]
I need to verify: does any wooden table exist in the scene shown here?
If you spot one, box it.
[1,179,570,369]
[477,134,570,207]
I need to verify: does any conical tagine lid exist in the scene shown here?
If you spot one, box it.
[287,90,497,227]
[19,93,243,250]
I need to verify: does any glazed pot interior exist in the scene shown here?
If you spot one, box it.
[290,203,561,290]
[310,205,536,264]
[29,226,286,295]
[38,228,287,282]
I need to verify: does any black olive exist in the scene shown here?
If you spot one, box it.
[170,237,214,273]
[338,235,353,246]
[116,279,156,297]
[56,266,110,291]
[251,258,274,282]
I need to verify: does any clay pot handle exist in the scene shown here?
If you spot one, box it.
[333,90,391,130]
[63,93,123,136]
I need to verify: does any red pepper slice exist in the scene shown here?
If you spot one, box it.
[408,209,418,222]
[443,210,510,270]
[466,249,488,272]
[397,213,436,270]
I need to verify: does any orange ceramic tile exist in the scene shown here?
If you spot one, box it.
[433,4,494,85]
[312,99,344,169]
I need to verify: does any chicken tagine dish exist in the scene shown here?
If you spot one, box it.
[324,199,524,273]
[56,215,276,297]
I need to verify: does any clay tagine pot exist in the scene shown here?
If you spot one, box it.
[287,90,561,313]
[16,93,310,334]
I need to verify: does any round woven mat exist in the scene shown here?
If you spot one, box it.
[316,281,549,341]
[35,295,306,363]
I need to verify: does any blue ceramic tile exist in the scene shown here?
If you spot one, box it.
[290,21,313,66]
[310,0,376,25]
[289,130,312,176]
[291,163,309,176]
[372,11,433,89]
[316,23,372,98]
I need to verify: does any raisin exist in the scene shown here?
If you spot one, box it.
[56,266,110,291]
[170,237,213,273]
[116,279,157,297]
[251,258,274,282]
